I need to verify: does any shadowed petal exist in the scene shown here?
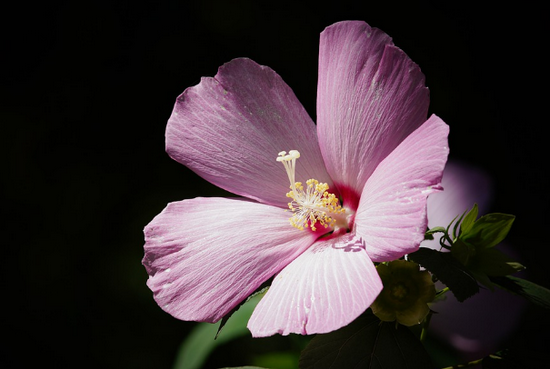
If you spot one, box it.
[166,58,331,208]
[429,276,526,359]
[317,21,430,208]
[143,197,318,323]
[355,114,449,262]
[247,234,382,337]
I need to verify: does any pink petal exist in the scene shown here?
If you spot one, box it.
[317,21,430,208]
[354,114,449,262]
[166,58,331,208]
[247,233,382,337]
[143,197,318,323]
[423,161,493,250]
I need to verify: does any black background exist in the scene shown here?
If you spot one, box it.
[3,1,548,368]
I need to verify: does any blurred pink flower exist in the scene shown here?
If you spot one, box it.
[422,161,526,359]
[143,21,449,337]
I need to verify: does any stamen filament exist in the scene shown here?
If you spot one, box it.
[277,150,345,231]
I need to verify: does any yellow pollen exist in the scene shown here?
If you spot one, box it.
[277,150,344,231]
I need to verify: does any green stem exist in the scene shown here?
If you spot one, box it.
[442,354,502,369]
[440,353,502,369]
[436,287,450,298]
[421,287,449,342]
[419,311,433,342]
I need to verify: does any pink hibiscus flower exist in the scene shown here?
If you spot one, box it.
[143,20,449,337]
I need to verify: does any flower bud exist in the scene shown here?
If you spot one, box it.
[371,260,436,326]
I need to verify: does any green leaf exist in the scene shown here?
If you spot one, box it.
[172,294,263,369]
[459,203,478,235]
[217,367,269,369]
[216,284,269,338]
[450,239,476,266]
[424,226,446,240]
[408,248,479,302]
[469,270,496,291]
[299,310,434,369]
[218,367,269,369]
[490,275,550,309]
[460,213,515,249]
[471,248,525,277]
[252,352,300,369]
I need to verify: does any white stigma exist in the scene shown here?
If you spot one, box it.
[276,150,300,191]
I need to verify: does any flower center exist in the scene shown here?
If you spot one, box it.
[389,283,409,301]
[277,150,345,231]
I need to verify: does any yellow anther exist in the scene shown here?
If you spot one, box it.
[276,150,344,231]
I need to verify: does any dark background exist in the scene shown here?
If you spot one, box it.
[2,1,548,368]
